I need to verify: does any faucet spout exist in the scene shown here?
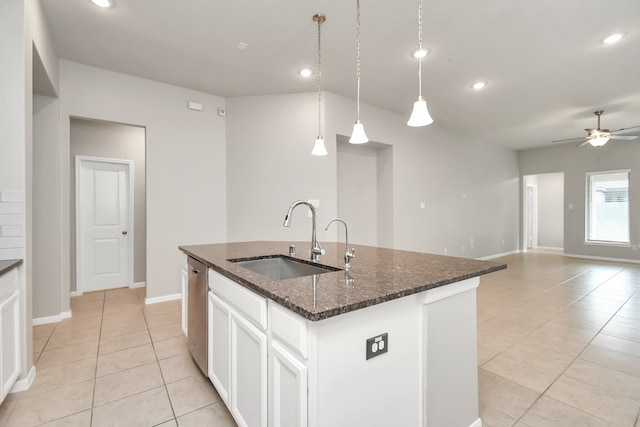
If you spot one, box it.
[283,200,324,262]
[325,218,356,270]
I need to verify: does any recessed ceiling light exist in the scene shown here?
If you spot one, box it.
[603,32,625,44]
[90,0,113,8]
[412,48,429,59]
[299,68,313,78]
[471,81,487,90]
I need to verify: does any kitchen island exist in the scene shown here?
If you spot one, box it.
[180,241,505,427]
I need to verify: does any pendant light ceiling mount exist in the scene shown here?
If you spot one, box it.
[312,13,326,25]
[311,13,328,156]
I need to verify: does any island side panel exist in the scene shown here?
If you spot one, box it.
[311,294,423,427]
[423,277,481,427]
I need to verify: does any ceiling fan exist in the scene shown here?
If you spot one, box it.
[552,110,640,147]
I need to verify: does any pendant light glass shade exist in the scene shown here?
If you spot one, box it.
[312,136,328,155]
[350,0,369,145]
[311,14,328,156]
[408,96,433,127]
[407,0,433,127]
[349,121,368,144]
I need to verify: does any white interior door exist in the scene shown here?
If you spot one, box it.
[76,156,133,293]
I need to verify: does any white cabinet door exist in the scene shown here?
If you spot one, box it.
[270,340,308,427]
[231,310,267,427]
[0,290,20,402]
[208,291,231,405]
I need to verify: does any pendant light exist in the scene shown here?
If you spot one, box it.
[311,13,328,156]
[349,0,369,144]
[407,0,434,127]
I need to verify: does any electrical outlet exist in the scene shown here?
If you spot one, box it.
[366,333,388,360]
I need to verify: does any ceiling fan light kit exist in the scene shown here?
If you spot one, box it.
[552,110,640,147]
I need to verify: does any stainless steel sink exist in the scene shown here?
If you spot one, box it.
[228,255,340,281]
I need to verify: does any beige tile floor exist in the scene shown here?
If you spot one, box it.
[1,249,639,426]
[479,250,640,427]
[0,287,236,427]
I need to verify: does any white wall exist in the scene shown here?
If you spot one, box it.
[58,61,227,300]
[327,92,520,258]
[337,140,389,247]
[70,118,147,290]
[535,173,564,249]
[519,143,640,261]
[1,0,60,386]
[226,93,338,246]
[227,91,520,259]
[33,94,60,318]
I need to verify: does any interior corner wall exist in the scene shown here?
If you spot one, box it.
[1,0,32,380]
[33,94,61,318]
[519,143,640,262]
[70,118,147,291]
[225,93,338,244]
[325,92,520,259]
[58,61,227,300]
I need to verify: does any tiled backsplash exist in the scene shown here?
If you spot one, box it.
[0,191,24,260]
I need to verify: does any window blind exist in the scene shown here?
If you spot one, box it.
[585,170,630,244]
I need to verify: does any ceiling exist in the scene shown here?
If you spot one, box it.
[39,0,640,150]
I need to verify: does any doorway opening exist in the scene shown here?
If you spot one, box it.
[70,118,146,295]
[522,173,564,252]
[336,135,393,248]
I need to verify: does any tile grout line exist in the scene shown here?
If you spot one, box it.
[511,269,640,425]
[479,258,640,425]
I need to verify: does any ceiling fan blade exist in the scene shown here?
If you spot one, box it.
[577,140,591,147]
[611,125,640,135]
[552,136,587,144]
[609,135,638,140]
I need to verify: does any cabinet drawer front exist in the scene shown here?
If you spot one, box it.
[209,269,267,330]
[270,301,308,359]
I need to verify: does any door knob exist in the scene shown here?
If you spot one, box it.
[122,230,128,235]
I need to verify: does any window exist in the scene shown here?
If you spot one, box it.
[585,170,630,244]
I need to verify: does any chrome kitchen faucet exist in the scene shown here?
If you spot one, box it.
[283,200,325,263]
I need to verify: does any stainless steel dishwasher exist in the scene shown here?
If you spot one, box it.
[187,257,208,375]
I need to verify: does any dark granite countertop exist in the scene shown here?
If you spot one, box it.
[180,241,506,321]
[0,259,22,277]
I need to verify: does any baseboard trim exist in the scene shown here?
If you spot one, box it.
[33,310,72,325]
[564,253,640,265]
[477,249,520,260]
[70,291,80,297]
[145,293,180,305]
[469,418,482,427]
[131,281,146,289]
[10,365,36,393]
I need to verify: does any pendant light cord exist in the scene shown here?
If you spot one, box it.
[317,15,322,137]
[417,0,423,97]
[356,0,362,121]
